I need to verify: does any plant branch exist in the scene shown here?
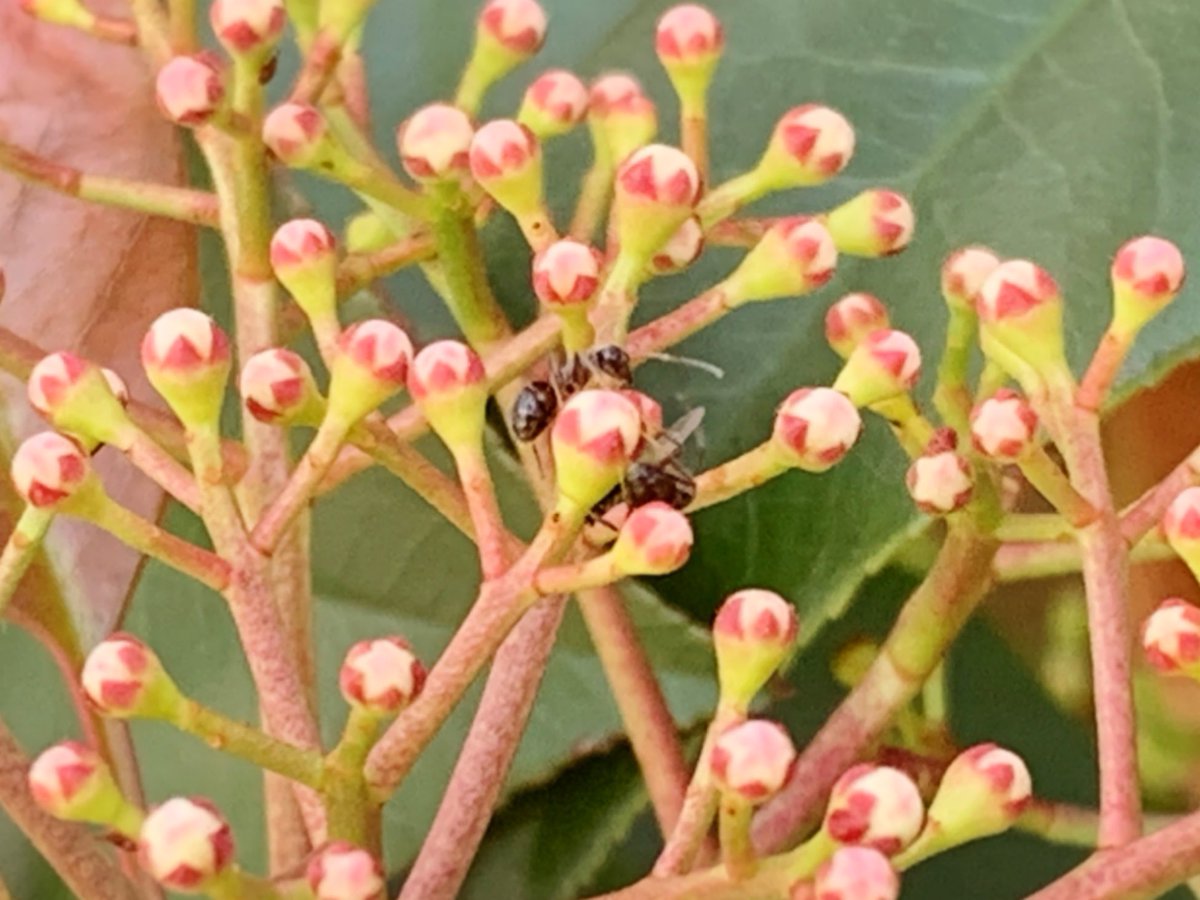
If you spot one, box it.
[0,507,52,619]
[333,233,437,296]
[993,533,1174,582]
[1119,444,1200,544]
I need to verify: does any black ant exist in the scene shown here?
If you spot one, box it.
[593,406,704,517]
[509,344,633,443]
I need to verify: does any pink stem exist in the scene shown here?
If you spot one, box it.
[1076,328,1129,414]
[1119,446,1200,544]
[125,429,201,513]
[454,448,509,581]
[626,289,730,361]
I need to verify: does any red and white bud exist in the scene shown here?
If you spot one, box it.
[969,390,1038,461]
[239,349,322,425]
[1143,598,1200,676]
[28,352,133,446]
[588,74,658,167]
[532,240,601,307]
[825,293,890,359]
[1162,487,1200,573]
[339,637,427,715]
[725,216,837,305]
[270,218,338,321]
[307,842,386,900]
[760,104,855,189]
[1111,235,1186,333]
[328,320,414,425]
[611,502,694,575]
[141,309,231,427]
[518,69,588,139]
[824,764,925,855]
[155,55,225,127]
[710,719,796,803]
[650,216,704,275]
[469,119,545,218]
[398,104,475,183]
[772,387,863,473]
[976,259,1068,389]
[925,744,1032,843]
[713,589,798,707]
[408,340,489,450]
[209,0,284,54]
[825,189,915,258]
[11,431,91,509]
[82,633,180,719]
[138,797,234,892]
[832,329,921,407]
[813,846,900,900]
[478,0,547,58]
[29,741,125,824]
[941,246,1000,312]
[589,73,647,119]
[612,144,701,263]
[263,103,332,169]
[906,450,973,516]
[655,4,724,104]
[550,389,642,510]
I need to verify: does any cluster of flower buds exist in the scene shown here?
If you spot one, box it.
[712,589,798,709]
[339,637,427,717]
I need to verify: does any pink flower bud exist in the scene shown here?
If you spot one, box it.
[772,387,862,473]
[519,69,588,138]
[832,329,921,407]
[307,842,386,900]
[399,104,475,183]
[29,741,121,823]
[941,246,1000,311]
[726,216,837,304]
[926,744,1032,843]
[589,73,650,119]
[469,119,544,217]
[408,340,488,449]
[825,189,915,258]
[650,217,704,275]
[588,73,658,166]
[713,589,798,707]
[976,259,1067,387]
[1111,235,1186,331]
[1162,487,1200,569]
[155,54,224,127]
[28,351,132,445]
[969,389,1038,460]
[263,103,331,168]
[532,240,601,307]
[612,144,701,263]
[825,764,925,855]
[209,0,284,54]
[11,431,90,508]
[710,719,796,803]
[328,320,414,424]
[550,389,642,509]
[761,104,855,188]
[138,797,234,891]
[813,846,900,900]
[906,450,973,515]
[1143,598,1200,674]
[239,349,321,425]
[655,4,724,66]
[270,218,338,321]
[339,637,427,715]
[141,309,231,427]
[478,0,547,57]
[82,633,179,718]
[825,293,890,359]
[611,501,693,575]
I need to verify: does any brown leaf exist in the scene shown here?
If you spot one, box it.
[0,5,198,643]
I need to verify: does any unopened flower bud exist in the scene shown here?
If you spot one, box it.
[969,390,1038,461]
[713,589,798,707]
[29,741,125,824]
[518,69,588,139]
[408,341,488,450]
[477,0,546,63]
[532,240,601,307]
[1162,487,1200,573]
[1110,235,1186,334]
[588,74,658,166]
[710,719,796,803]
[11,431,91,509]
[812,846,900,900]
[270,218,338,327]
[469,119,545,220]
[138,797,234,892]
[209,0,284,55]
[155,55,225,127]
[82,633,181,719]
[650,217,704,275]
[239,349,323,425]
[758,104,855,190]
[832,329,921,407]
[941,246,1000,312]
[550,389,642,510]
[611,501,693,576]
[825,189,915,258]
[307,842,386,900]
[824,764,925,855]
[724,216,837,305]
[28,352,133,447]
[825,293,890,359]
[398,104,475,184]
[772,387,862,473]
[612,144,701,264]
[655,4,724,106]
[906,450,973,515]
[976,260,1069,390]
[263,103,333,169]
[141,309,231,428]
[1143,598,1200,676]
[327,320,413,425]
[339,637,427,716]
[925,744,1032,844]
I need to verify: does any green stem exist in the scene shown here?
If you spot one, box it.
[323,707,380,844]
[690,444,788,513]
[933,305,978,437]
[1019,446,1099,527]
[0,507,52,619]
[719,799,756,881]
[569,161,615,242]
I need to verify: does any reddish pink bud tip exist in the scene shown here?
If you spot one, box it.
[270,218,336,271]
[28,741,106,818]
[138,797,234,890]
[81,633,163,716]
[209,0,284,53]
[408,340,486,400]
[469,119,539,182]
[522,69,588,129]
[10,431,89,508]
[977,260,1060,322]
[714,589,798,645]
[947,743,1033,816]
[532,240,601,306]
[1112,235,1185,306]
[825,764,924,855]
[398,104,475,182]
[813,846,900,900]
[650,217,705,274]
[655,4,724,63]
[478,0,547,55]
[588,73,648,118]
[337,320,413,388]
[613,501,694,575]
[1164,487,1200,544]
[616,144,701,206]
[824,293,890,358]
[141,309,231,375]
[339,637,427,714]
[307,842,386,900]
[1143,598,1200,673]
[771,104,855,182]
[27,351,89,417]
[551,390,643,467]
[969,389,1038,460]
[941,246,1000,309]
[773,387,862,472]
[906,450,973,515]
[710,719,797,803]
[263,103,329,167]
[155,54,224,127]
[239,349,315,424]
